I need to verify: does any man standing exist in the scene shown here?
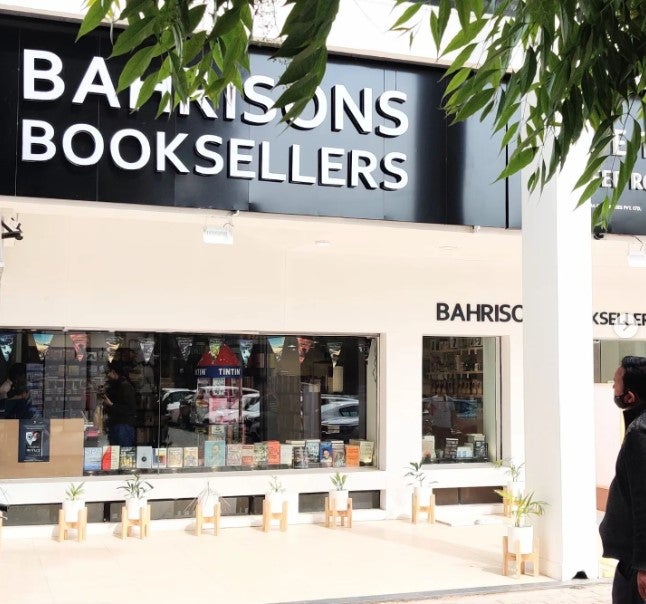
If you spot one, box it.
[100,361,137,447]
[600,356,646,603]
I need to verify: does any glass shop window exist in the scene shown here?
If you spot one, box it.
[0,331,378,478]
[422,336,500,464]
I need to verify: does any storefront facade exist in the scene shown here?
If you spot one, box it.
[1,0,646,583]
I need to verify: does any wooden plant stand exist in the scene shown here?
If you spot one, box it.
[262,499,288,532]
[411,492,436,524]
[503,486,513,517]
[502,536,540,577]
[121,504,151,539]
[195,501,221,536]
[57,507,87,542]
[324,496,352,529]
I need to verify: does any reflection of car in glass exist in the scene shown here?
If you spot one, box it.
[181,386,261,426]
[321,395,359,439]
[161,388,195,424]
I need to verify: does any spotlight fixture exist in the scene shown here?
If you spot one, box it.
[202,210,238,245]
[627,237,646,267]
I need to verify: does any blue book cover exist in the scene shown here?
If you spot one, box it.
[319,442,333,467]
[204,440,226,467]
[83,446,102,471]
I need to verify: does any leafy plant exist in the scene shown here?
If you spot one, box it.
[267,475,285,494]
[117,473,154,500]
[404,461,437,488]
[65,482,85,501]
[330,471,348,491]
[494,458,525,483]
[495,489,547,528]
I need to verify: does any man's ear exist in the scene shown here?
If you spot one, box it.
[626,390,638,405]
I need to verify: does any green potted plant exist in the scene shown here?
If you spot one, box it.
[329,471,349,511]
[495,457,525,499]
[63,482,86,522]
[404,461,437,507]
[118,473,153,520]
[495,489,547,553]
[265,475,285,513]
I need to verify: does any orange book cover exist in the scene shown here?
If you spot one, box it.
[266,440,280,465]
[345,444,360,467]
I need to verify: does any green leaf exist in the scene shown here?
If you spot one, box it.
[111,16,156,57]
[390,2,423,31]
[576,176,603,206]
[117,44,158,92]
[499,146,536,180]
[77,0,112,40]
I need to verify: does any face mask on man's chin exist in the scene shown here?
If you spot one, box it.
[614,393,633,410]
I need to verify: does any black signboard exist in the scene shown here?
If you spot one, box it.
[0,14,517,227]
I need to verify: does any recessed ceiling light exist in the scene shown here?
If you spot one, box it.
[315,240,331,247]
[439,245,457,251]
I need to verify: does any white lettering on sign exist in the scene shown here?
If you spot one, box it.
[19,48,412,191]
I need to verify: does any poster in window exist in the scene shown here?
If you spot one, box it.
[18,418,50,462]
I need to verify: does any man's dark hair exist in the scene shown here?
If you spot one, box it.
[7,362,26,381]
[107,361,128,379]
[621,356,646,402]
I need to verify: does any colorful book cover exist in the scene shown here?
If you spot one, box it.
[266,440,280,465]
[350,439,375,465]
[305,439,321,464]
[83,446,102,471]
[152,447,167,469]
[253,442,268,467]
[226,443,243,466]
[319,441,333,467]
[280,443,293,466]
[345,444,360,467]
[136,446,154,469]
[119,446,137,470]
[241,444,255,467]
[208,423,227,440]
[167,446,184,468]
[293,445,308,469]
[183,446,199,467]
[332,444,346,467]
[101,445,120,471]
[204,440,226,467]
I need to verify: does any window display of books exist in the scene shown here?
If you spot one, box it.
[83,438,376,475]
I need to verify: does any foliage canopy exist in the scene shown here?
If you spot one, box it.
[78,0,646,228]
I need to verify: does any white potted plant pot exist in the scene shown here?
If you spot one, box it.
[508,480,525,499]
[414,485,432,507]
[508,525,534,554]
[199,491,219,517]
[266,491,284,514]
[63,499,85,523]
[329,489,348,512]
[126,497,147,520]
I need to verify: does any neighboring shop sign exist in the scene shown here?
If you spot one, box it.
[0,14,512,228]
[593,127,646,235]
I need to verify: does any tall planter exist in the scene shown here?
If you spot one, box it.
[266,491,285,514]
[414,485,432,507]
[63,499,85,523]
[508,525,534,554]
[126,497,147,520]
[328,489,348,512]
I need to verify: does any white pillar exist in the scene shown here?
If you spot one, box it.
[521,133,599,580]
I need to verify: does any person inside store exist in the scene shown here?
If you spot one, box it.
[599,355,646,604]
[1,385,39,419]
[0,362,27,400]
[99,361,137,447]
